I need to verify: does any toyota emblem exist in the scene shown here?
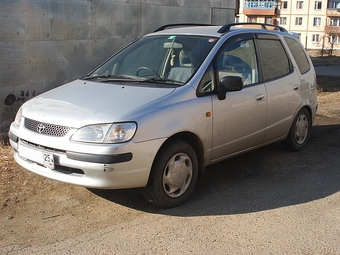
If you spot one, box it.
[37,123,45,133]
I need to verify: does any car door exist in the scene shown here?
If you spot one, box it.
[199,34,267,162]
[255,34,301,142]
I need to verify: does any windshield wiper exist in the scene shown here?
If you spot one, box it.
[82,74,135,81]
[141,78,184,85]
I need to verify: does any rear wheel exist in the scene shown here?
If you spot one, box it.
[142,139,198,208]
[281,108,311,151]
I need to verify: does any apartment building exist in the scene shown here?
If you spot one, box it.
[237,0,340,52]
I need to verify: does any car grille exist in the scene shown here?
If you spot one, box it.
[24,118,71,137]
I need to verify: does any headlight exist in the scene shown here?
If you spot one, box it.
[71,123,137,143]
[14,107,23,127]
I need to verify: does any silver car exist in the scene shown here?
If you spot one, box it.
[9,23,318,208]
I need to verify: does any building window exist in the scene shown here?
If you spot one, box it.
[265,17,273,24]
[295,17,303,25]
[312,34,320,42]
[314,1,322,9]
[313,17,321,26]
[330,18,340,26]
[247,16,257,23]
[330,35,340,44]
[280,17,287,25]
[330,1,340,9]
[282,1,288,9]
[297,1,304,9]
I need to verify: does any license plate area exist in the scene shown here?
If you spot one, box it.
[43,152,55,169]
[18,144,55,169]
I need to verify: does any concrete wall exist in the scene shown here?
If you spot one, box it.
[0,0,236,137]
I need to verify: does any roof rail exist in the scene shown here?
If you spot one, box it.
[154,23,212,33]
[218,22,288,33]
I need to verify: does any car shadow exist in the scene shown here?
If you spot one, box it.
[89,123,340,216]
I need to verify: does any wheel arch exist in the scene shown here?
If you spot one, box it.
[295,105,313,126]
[281,105,312,151]
[304,105,313,125]
[153,132,205,177]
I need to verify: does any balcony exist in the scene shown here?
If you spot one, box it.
[327,9,340,17]
[243,0,277,15]
[325,26,340,34]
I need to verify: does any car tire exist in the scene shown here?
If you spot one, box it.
[142,139,198,208]
[281,108,311,151]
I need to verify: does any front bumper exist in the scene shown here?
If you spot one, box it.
[9,129,163,189]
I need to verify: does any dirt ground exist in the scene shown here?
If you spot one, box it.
[1,58,340,254]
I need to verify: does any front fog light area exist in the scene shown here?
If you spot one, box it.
[71,123,137,143]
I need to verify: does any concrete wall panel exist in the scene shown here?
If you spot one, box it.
[0,0,27,42]
[92,2,143,39]
[25,40,93,89]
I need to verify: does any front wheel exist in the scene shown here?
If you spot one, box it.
[142,140,198,208]
[281,108,311,151]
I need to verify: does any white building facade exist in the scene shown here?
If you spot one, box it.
[237,0,340,52]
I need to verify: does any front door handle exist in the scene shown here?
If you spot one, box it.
[256,94,265,101]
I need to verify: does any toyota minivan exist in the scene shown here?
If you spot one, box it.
[9,23,318,208]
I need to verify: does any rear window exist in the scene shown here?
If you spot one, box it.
[284,37,310,74]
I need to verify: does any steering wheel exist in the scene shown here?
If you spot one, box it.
[136,67,158,77]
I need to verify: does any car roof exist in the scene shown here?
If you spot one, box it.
[150,26,223,37]
[147,23,292,38]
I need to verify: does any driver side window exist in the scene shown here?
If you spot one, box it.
[217,39,258,86]
[198,38,259,95]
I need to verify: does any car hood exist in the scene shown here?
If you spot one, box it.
[23,80,175,128]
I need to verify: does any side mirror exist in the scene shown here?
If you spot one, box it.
[217,76,243,100]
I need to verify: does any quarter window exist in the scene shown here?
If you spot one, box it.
[284,37,310,74]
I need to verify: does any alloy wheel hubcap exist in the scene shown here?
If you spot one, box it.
[162,153,193,198]
[295,114,308,144]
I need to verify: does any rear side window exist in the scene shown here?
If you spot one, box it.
[284,37,310,74]
[257,39,291,81]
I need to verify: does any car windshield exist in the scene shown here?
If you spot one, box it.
[85,35,218,85]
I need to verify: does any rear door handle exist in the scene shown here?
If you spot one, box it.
[256,94,265,101]
[293,85,299,90]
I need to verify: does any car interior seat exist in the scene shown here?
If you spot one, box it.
[167,50,196,83]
